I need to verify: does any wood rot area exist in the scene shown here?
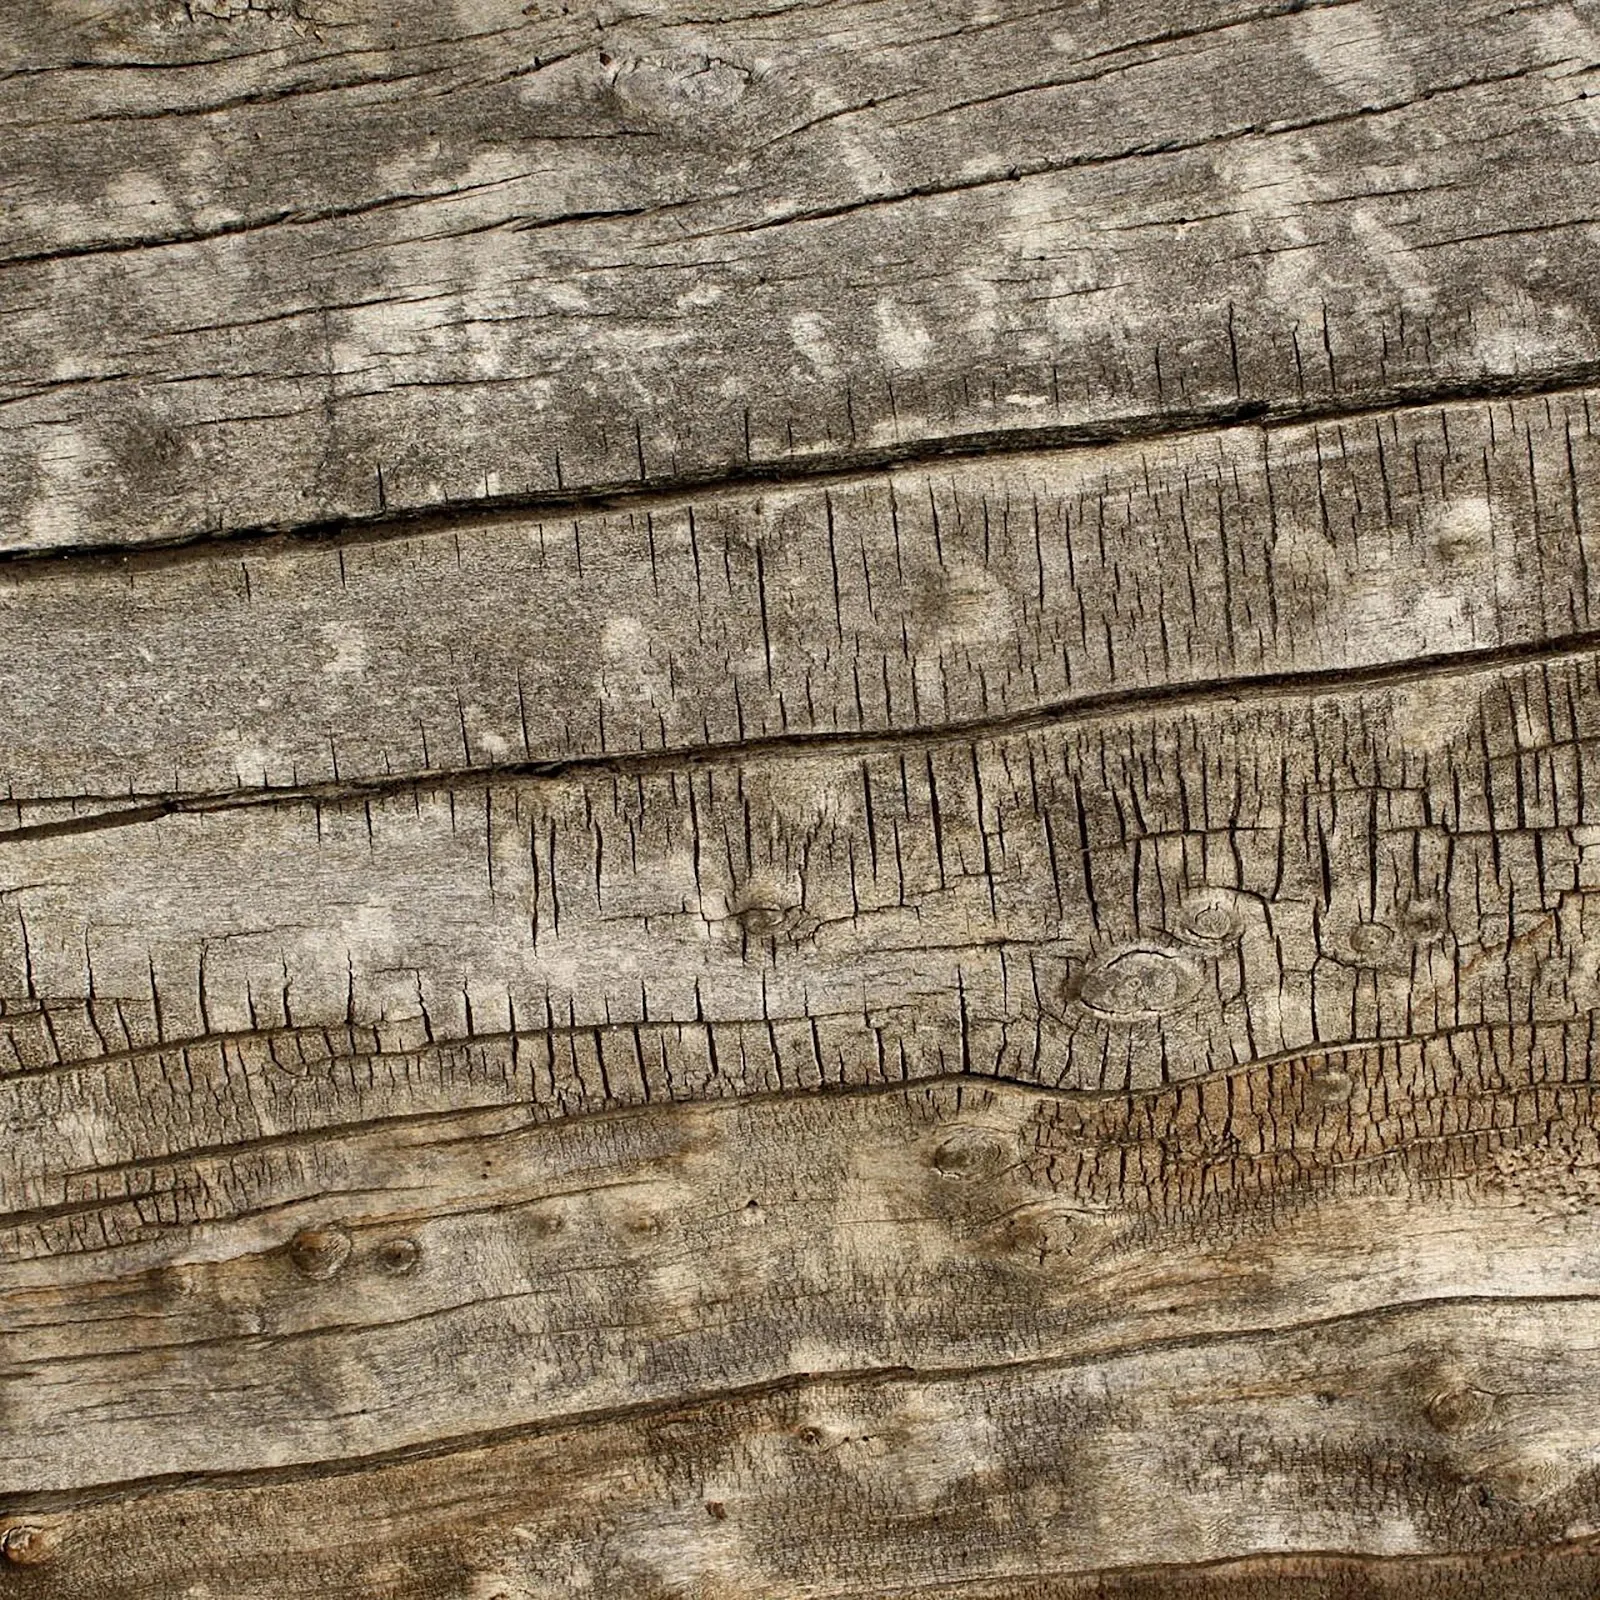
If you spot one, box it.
[5,0,1600,1595]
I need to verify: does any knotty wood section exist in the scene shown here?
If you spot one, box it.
[8,1044,1600,1489]
[8,1,1600,1596]
[6,645,1600,1577]
[4,651,1599,1102]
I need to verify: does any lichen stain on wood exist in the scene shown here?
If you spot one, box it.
[5,0,1600,1595]
[4,0,1600,549]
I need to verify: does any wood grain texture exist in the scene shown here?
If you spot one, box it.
[6,0,1600,550]
[6,1300,1600,1596]
[1,387,1599,813]
[4,650,1600,1109]
[9,0,1600,1595]
[7,1035,1600,1489]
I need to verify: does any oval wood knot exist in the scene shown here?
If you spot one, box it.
[988,1202,1088,1267]
[1071,943,1203,1020]
[719,881,809,953]
[288,1225,354,1281]
[1167,887,1255,948]
[1426,1384,1495,1435]
[733,901,794,937]
[1,1520,63,1567]
[377,1237,422,1276]
[929,1127,1010,1179]
[1305,1062,1355,1107]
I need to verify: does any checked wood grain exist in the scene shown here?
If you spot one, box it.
[7,1,1600,1595]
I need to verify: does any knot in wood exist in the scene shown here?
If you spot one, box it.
[929,1127,1009,1179]
[288,1225,353,1281]
[1167,887,1254,949]
[1397,897,1447,943]
[989,1202,1085,1268]
[1071,943,1202,1020]
[719,880,808,954]
[1321,911,1415,972]
[377,1237,421,1276]
[733,901,793,937]
[1,1520,63,1567]
[526,1207,567,1240]
[1304,1062,1355,1107]
[1426,1384,1495,1435]
[621,1207,663,1237]
[1472,1454,1575,1507]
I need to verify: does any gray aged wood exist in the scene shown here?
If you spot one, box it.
[5,0,1600,1595]
[0,390,1598,813]
[4,0,1600,552]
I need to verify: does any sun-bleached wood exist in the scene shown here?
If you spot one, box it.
[0,389,1598,815]
[3,651,1599,1110]
[7,0,1600,1594]
[6,0,1600,551]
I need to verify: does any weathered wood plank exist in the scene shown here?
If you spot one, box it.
[2,650,1598,1125]
[5,0,1600,548]
[900,1547,1600,1599]
[6,1028,1600,1489]
[2,390,1598,812]
[10,2,1600,1591]
[4,1298,1600,1596]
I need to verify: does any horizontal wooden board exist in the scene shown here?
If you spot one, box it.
[1,389,1598,811]
[5,0,1600,547]
[4,1023,1600,1488]
[2,649,1598,1123]
[4,1298,1600,1596]
[10,3,1600,1587]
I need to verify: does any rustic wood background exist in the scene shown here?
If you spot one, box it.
[6,0,1600,1593]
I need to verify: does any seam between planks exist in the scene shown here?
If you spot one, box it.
[6,623,1600,844]
[5,362,1600,571]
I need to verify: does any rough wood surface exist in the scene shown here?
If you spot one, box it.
[9,1300,1600,1597]
[9,1047,1600,1491]
[5,650,1600,1101]
[7,0,1600,1595]
[3,388,1600,812]
[7,0,1600,551]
